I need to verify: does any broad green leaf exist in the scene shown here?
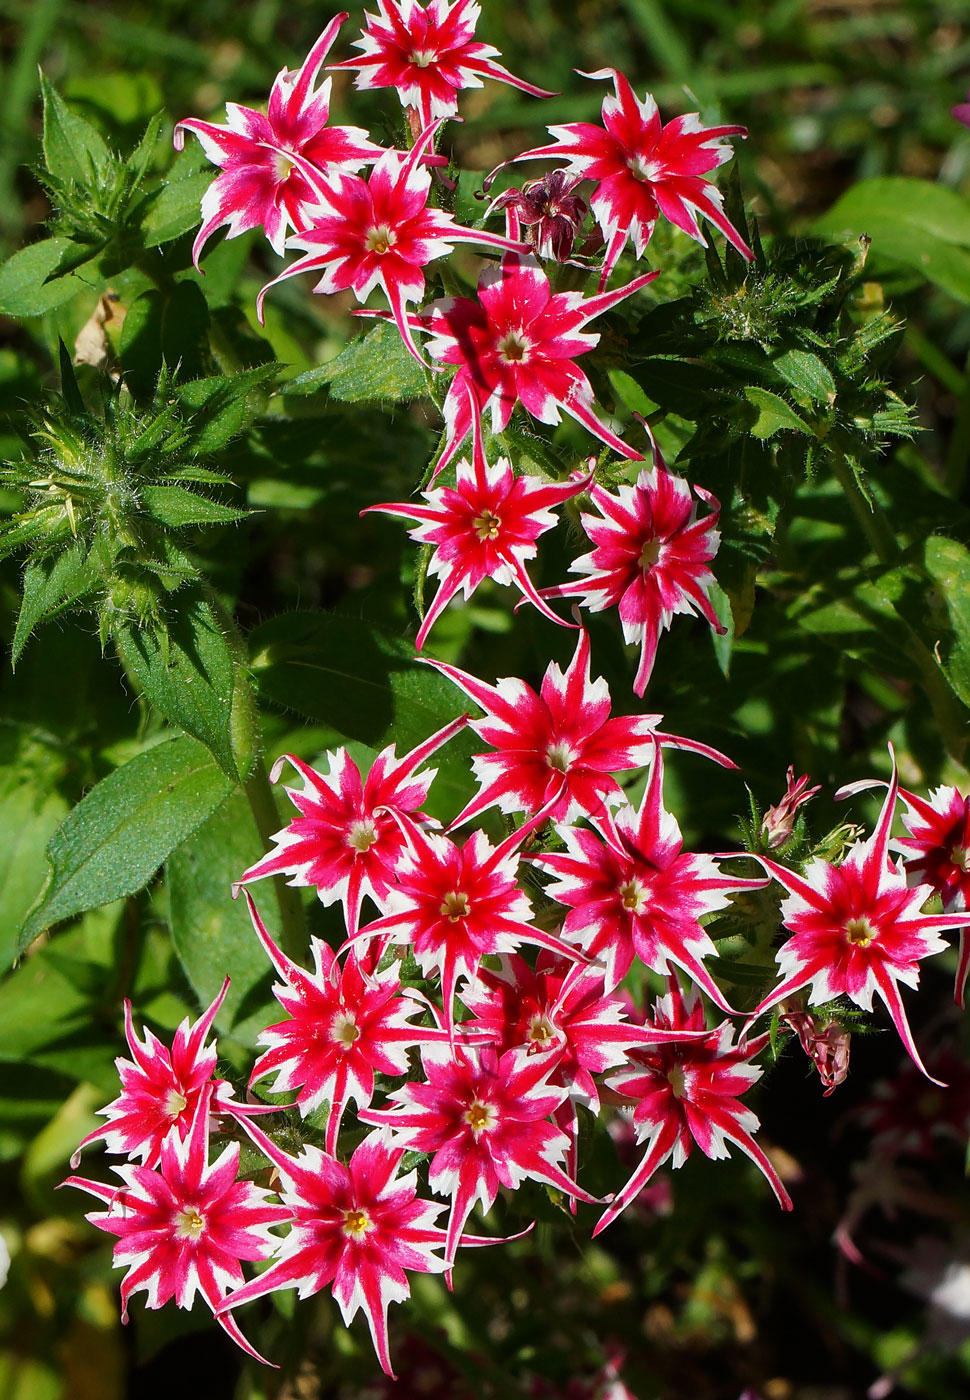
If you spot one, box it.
[17,735,235,952]
[142,146,211,247]
[771,349,836,405]
[114,589,242,779]
[167,791,281,1047]
[285,321,428,402]
[176,364,278,453]
[12,544,101,665]
[0,768,68,966]
[0,238,84,316]
[40,73,111,185]
[120,282,210,398]
[924,536,970,709]
[249,611,467,752]
[743,386,811,439]
[139,484,249,528]
[608,368,659,418]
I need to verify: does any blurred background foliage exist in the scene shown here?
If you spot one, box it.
[2,1,970,1398]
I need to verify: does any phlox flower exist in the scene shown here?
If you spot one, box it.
[749,751,970,1082]
[895,784,970,1006]
[398,252,657,478]
[64,1086,290,1364]
[505,67,751,287]
[360,1041,601,1266]
[346,824,579,1038]
[175,13,381,263]
[363,399,589,646]
[70,978,252,1170]
[241,892,447,1153]
[489,169,589,263]
[257,121,527,367]
[327,0,555,129]
[217,1122,449,1377]
[596,978,792,1235]
[546,437,724,695]
[235,715,466,934]
[427,626,735,829]
[534,743,765,1008]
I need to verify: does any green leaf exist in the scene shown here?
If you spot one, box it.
[0,237,84,316]
[114,588,242,779]
[608,368,659,418]
[924,536,970,708]
[0,770,68,967]
[743,386,812,438]
[12,544,101,665]
[167,791,281,1047]
[812,178,970,305]
[40,73,111,186]
[120,282,210,398]
[771,348,836,405]
[17,736,235,953]
[139,484,249,528]
[249,611,467,752]
[285,321,428,402]
[141,146,212,247]
[176,364,278,453]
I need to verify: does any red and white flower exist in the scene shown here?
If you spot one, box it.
[534,743,764,1007]
[596,978,792,1234]
[546,437,724,694]
[64,1086,290,1364]
[175,13,381,263]
[505,67,751,287]
[427,627,734,829]
[895,784,970,1006]
[328,0,554,129]
[360,1041,601,1265]
[236,715,466,934]
[217,1122,450,1377]
[242,892,446,1153]
[749,751,970,1082]
[257,121,527,366]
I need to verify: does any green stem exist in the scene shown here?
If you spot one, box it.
[830,447,899,565]
[243,755,306,958]
[944,348,970,498]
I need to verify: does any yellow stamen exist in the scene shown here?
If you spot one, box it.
[439,890,471,921]
[342,1208,372,1239]
[844,915,877,948]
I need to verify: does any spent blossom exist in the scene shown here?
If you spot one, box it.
[503,67,751,287]
[489,170,589,263]
[328,0,555,129]
[762,766,822,849]
[175,13,381,263]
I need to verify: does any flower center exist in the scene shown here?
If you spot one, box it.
[365,224,397,255]
[347,819,378,853]
[330,1011,361,1049]
[342,1208,373,1239]
[618,879,647,914]
[164,1088,188,1120]
[463,1099,498,1135]
[497,331,531,364]
[844,915,878,948]
[473,509,502,542]
[174,1206,207,1240]
[627,154,663,184]
[638,537,663,570]
[667,1064,688,1099]
[546,741,574,774]
[408,48,438,67]
[527,1013,558,1046]
[439,890,471,921]
[273,150,296,182]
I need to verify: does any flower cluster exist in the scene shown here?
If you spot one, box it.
[65,1,970,1382]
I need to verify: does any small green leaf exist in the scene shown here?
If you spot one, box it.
[40,73,112,186]
[115,588,241,779]
[285,321,427,402]
[142,146,211,247]
[771,348,836,405]
[0,773,68,967]
[12,544,101,665]
[139,484,249,528]
[608,368,659,418]
[743,386,812,439]
[177,364,278,453]
[0,238,84,316]
[17,736,235,953]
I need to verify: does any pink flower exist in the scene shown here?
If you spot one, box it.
[70,979,246,1170]
[954,90,970,129]
[175,14,382,264]
[257,121,526,366]
[328,0,555,129]
[895,784,970,1006]
[235,715,467,934]
[489,170,589,263]
[546,437,724,695]
[360,1041,601,1265]
[217,1122,450,1377]
[534,743,765,1008]
[749,751,970,1082]
[64,1086,290,1364]
[506,67,750,287]
[595,978,792,1235]
[427,627,735,829]
[347,824,578,1037]
[363,413,589,646]
[241,892,446,1153]
[762,766,822,849]
[409,252,658,478]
